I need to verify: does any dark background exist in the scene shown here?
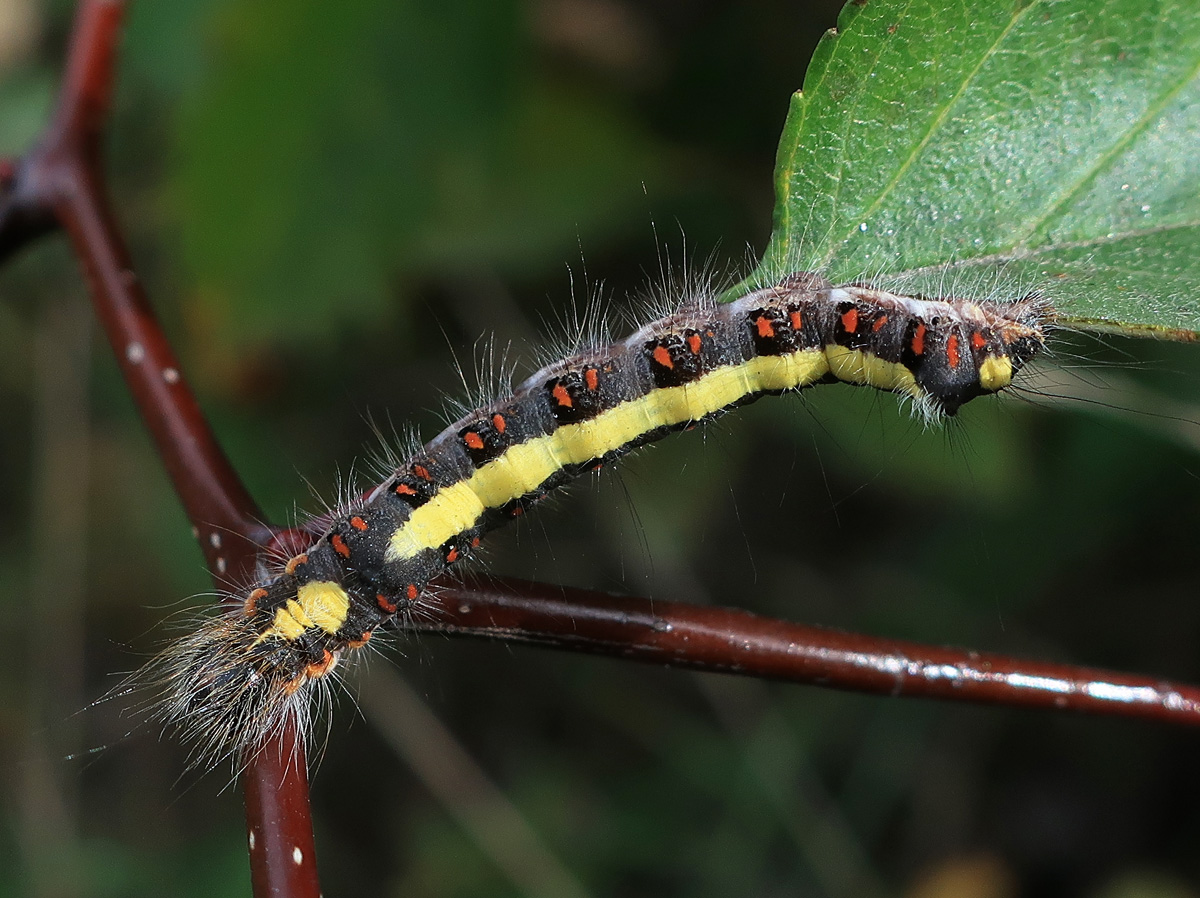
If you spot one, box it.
[2,1,1200,896]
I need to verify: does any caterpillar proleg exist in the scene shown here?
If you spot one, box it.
[148,271,1048,766]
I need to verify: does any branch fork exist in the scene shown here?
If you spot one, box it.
[5,3,1198,896]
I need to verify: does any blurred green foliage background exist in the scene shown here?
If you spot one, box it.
[3,1,1200,896]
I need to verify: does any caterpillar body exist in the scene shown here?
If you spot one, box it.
[153,271,1048,763]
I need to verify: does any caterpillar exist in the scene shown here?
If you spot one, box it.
[149,270,1048,765]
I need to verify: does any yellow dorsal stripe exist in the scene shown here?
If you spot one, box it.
[386,348,831,563]
[825,346,922,398]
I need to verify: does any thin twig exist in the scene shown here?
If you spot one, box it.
[0,3,320,895]
[6,5,1200,898]
[421,578,1200,725]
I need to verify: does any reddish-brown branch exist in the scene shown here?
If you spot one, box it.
[422,579,1200,725]
[55,165,267,550]
[43,1,262,556]
[243,724,321,898]
[7,3,1200,897]
[2,3,320,896]
[45,0,118,155]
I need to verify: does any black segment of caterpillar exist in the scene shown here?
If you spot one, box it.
[148,271,1048,766]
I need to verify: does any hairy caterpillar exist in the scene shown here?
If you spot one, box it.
[148,270,1048,766]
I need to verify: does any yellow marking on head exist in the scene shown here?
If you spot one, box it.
[385,348,831,564]
[977,355,1013,393]
[825,346,921,398]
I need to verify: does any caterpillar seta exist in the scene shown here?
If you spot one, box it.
[146,269,1049,767]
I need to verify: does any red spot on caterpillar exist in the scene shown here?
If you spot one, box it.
[347,631,372,649]
[305,649,336,678]
[971,331,987,350]
[584,368,599,391]
[330,534,351,558]
[284,554,308,575]
[754,316,775,338]
[395,482,418,496]
[872,314,888,332]
[687,333,702,354]
[377,593,398,614]
[947,333,961,368]
[841,307,859,333]
[911,323,927,356]
[552,383,573,407]
[463,431,485,450]
[492,413,506,434]
[244,587,268,615]
[511,506,525,517]
[405,583,419,601]
[652,345,674,369]
[350,516,368,531]
[789,310,803,330]
[446,546,460,563]
[413,464,432,481]
[471,536,481,547]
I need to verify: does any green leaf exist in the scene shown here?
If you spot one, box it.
[754,0,1200,340]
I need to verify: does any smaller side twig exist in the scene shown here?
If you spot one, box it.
[9,7,1196,898]
[422,578,1200,726]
